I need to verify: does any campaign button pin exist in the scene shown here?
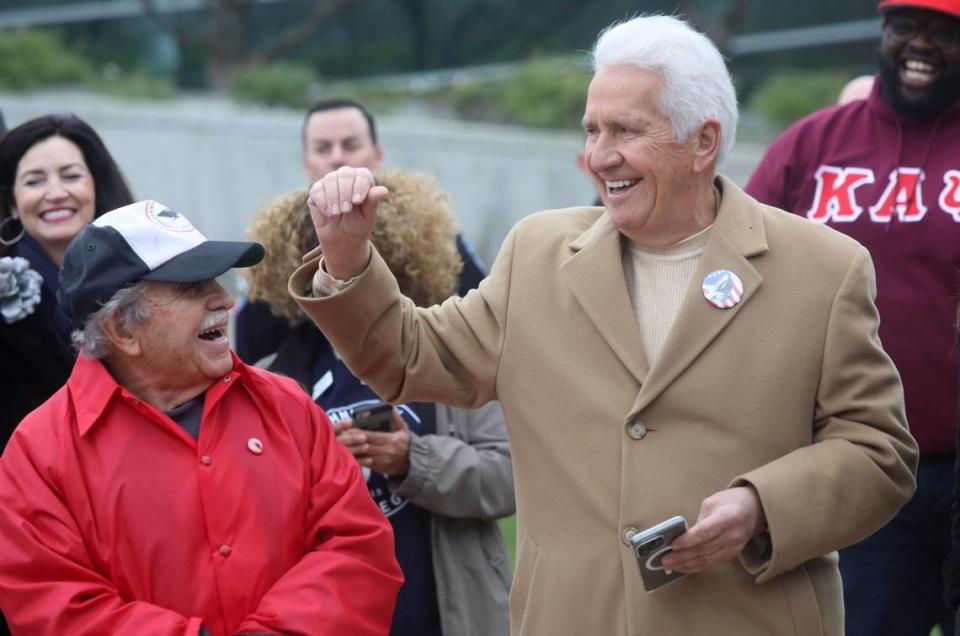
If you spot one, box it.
[702,269,744,309]
[247,438,263,455]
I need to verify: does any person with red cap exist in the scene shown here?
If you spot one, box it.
[746,1,960,634]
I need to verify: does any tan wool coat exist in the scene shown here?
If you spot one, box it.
[291,177,918,636]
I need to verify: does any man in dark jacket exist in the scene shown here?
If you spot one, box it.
[746,1,960,633]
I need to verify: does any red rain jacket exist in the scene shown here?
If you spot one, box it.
[0,354,402,635]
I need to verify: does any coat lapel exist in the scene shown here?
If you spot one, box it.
[560,213,650,384]
[632,177,769,413]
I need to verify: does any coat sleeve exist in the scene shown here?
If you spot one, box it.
[235,397,403,635]
[731,247,918,582]
[0,429,204,636]
[455,233,488,296]
[387,401,515,521]
[289,224,520,410]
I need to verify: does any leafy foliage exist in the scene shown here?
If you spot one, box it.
[0,29,93,89]
[449,58,591,129]
[0,28,174,99]
[747,69,850,131]
[229,62,319,108]
[94,70,176,100]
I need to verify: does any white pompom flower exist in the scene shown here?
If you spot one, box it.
[0,256,44,324]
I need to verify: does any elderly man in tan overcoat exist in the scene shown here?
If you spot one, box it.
[289,15,918,636]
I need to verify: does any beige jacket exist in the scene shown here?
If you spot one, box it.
[291,177,918,636]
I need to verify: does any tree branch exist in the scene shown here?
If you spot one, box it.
[678,0,749,52]
[715,0,749,48]
[140,0,204,49]
[250,0,365,64]
[442,0,589,67]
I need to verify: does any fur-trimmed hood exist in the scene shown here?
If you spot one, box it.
[243,170,463,321]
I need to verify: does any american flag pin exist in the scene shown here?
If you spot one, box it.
[702,269,744,310]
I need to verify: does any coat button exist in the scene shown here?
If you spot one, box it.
[622,526,639,546]
[626,420,647,440]
[219,544,231,557]
[200,455,212,466]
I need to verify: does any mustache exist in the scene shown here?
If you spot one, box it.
[199,309,229,332]
[901,46,938,62]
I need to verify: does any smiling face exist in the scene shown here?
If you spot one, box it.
[302,107,384,182]
[879,7,960,118]
[128,279,235,396]
[12,135,96,264]
[582,65,710,246]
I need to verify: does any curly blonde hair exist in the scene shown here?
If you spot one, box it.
[243,170,463,321]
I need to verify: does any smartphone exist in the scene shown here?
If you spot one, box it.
[630,515,688,592]
[350,401,393,432]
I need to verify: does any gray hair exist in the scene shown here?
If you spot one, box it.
[590,15,738,168]
[71,282,152,359]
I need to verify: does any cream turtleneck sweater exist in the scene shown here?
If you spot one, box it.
[622,224,712,366]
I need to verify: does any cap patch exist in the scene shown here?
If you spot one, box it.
[145,202,194,232]
[94,200,206,270]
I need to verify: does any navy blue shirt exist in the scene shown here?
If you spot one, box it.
[312,349,443,636]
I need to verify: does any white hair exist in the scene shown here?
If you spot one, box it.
[72,282,152,359]
[591,15,738,168]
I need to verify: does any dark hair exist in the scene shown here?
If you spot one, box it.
[302,98,378,147]
[0,114,134,228]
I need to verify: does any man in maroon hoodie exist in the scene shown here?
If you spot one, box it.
[746,1,960,633]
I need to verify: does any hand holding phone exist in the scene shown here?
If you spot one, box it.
[350,401,393,432]
[630,516,688,592]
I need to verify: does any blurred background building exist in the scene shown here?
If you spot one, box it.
[0,0,882,266]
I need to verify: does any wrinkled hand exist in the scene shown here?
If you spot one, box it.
[334,409,412,477]
[307,166,389,279]
[660,486,767,574]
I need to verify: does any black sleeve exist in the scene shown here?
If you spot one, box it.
[0,313,74,447]
[455,233,487,295]
[234,299,292,364]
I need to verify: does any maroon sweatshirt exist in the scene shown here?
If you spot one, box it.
[746,78,960,455]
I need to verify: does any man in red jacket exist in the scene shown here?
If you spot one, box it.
[746,2,960,633]
[0,200,403,636]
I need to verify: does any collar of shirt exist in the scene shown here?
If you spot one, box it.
[69,353,247,438]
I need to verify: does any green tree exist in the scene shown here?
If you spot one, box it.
[0,29,92,89]
[140,0,364,89]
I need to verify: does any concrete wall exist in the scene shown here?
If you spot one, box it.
[1,90,764,270]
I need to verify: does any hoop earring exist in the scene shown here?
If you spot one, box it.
[0,216,25,247]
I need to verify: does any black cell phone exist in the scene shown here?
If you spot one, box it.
[630,515,688,592]
[351,401,393,432]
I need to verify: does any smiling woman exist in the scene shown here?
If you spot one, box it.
[0,114,133,451]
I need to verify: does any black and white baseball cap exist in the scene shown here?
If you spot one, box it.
[58,200,264,328]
